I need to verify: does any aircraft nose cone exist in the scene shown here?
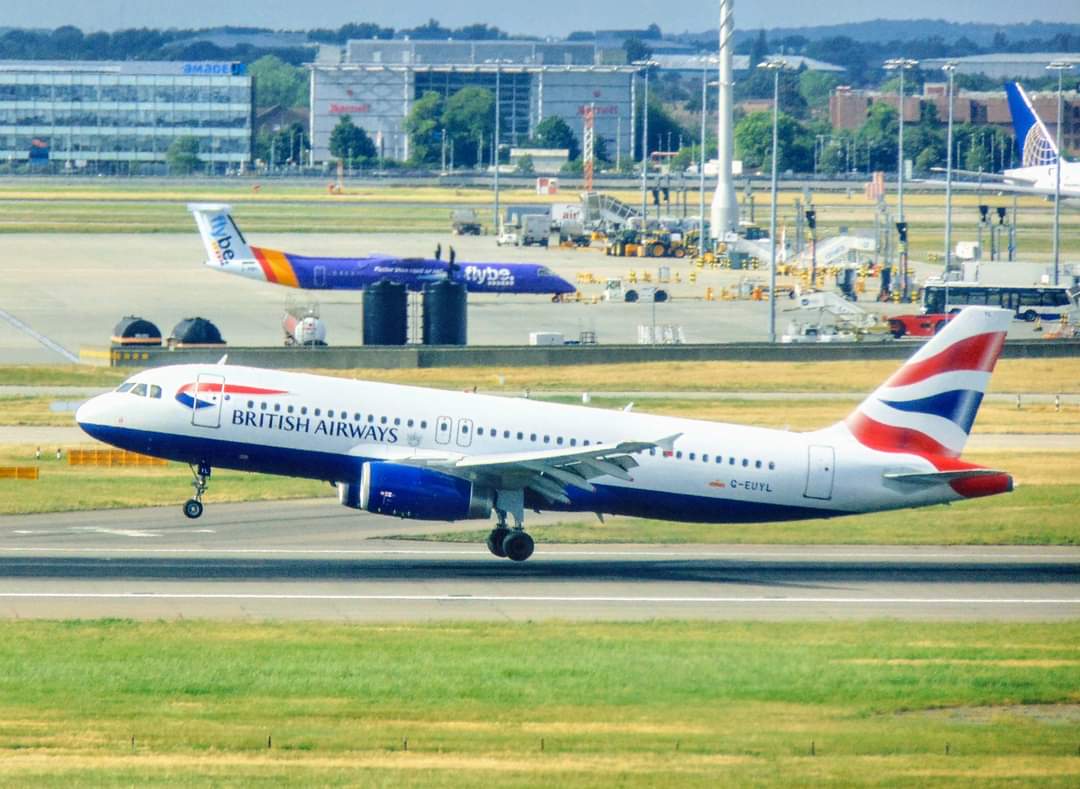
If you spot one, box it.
[75,395,109,438]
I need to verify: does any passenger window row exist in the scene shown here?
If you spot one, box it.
[244,398,428,429]
[648,446,775,471]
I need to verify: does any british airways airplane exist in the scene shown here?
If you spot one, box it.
[189,204,575,296]
[75,308,1014,562]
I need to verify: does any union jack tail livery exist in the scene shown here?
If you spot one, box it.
[845,307,1011,459]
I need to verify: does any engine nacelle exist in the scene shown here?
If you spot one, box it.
[343,462,492,521]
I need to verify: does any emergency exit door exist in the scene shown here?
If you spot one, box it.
[804,445,835,500]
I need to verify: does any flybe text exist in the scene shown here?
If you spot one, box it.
[231,409,399,442]
[211,214,236,262]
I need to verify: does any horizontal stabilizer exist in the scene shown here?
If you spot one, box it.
[883,468,1006,484]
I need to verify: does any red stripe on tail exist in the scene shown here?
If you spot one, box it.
[885,331,1006,388]
[846,412,957,458]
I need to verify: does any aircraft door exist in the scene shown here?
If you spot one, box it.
[456,418,474,448]
[435,416,452,445]
[190,373,225,429]
[804,445,835,500]
[314,266,327,287]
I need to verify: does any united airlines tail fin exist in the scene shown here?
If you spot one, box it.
[188,203,255,264]
[843,307,1012,458]
[1005,82,1060,167]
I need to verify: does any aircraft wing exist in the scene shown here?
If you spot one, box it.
[927,167,1029,184]
[357,434,681,504]
[916,178,1080,199]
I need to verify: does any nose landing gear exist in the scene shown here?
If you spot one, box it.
[184,462,211,519]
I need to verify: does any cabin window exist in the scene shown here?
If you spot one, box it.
[407,419,414,428]
[314,408,321,416]
[394,418,401,426]
[543,435,550,444]
[742,458,749,467]
[768,461,776,471]
[504,430,511,438]
[354,413,362,421]
[571,438,577,447]
[246,399,253,408]
[368,415,374,423]
[689,452,696,461]
[649,448,655,456]
[517,431,524,440]
[300,407,307,415]
[420,420,428,429]
[260,402,267,411]
[380,416,387,425]
[729,457,735,465]
[530,433,537,442]
[676,451,683,459]
[702,454,709,463]
[715,456,723,464]
[583,440,591,446]
[287,405,294,414]
[327,410,334,418]
[557,437,564,445]
[274,403,281,412]
[755,460,762,469]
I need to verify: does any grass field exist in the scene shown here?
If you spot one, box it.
[0,178,1076,257]
[0,620,1075,786]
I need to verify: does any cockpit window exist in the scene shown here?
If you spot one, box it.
[149,385,162,399]
[538,266,554,277]
[131,383,147,397]
[115,383,135,393]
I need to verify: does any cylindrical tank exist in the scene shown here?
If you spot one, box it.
[110,315,161,346]
[169,317,225,347]
[422,279,467,346]
[283,312,327,346]
[362,280,408,345]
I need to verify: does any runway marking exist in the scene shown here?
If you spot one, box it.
[70,528,160,538]
[0,593,1076,605]
[0,546,1075,562]
[0,306,79,363]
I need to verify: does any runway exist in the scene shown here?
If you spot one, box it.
[0,500,1076,621]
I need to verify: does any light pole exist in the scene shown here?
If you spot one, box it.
[759,58,787,344]
[942,62,957,276]
[884,57,918,299]
[1047,60,1074,286]
[488,60,511,235]
[700,60,708,240]
[634,61,654,226]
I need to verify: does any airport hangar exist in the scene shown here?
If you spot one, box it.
[308,39,639,166]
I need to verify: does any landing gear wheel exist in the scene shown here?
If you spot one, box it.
[183,498,204,519]
[186,461,211,520]
[486,527,510,558]
[502,531,535,562]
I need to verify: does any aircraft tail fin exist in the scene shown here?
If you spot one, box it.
[842,307,1012,458]
[1005,82,1059,167]
[188,203,255,264]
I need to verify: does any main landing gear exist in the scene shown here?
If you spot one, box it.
[184,461,211,519]
[486,489,535,562]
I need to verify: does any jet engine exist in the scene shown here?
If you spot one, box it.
[338,462,493,521]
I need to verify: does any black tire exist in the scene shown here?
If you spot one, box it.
[502,531,535,562]
[183,499,203,519]
[889,320,906,339]
[1023,310,1038,322]
[486,527,510,558]
[934,320,947,334]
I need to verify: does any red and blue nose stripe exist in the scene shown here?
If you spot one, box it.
[175,383,288,409]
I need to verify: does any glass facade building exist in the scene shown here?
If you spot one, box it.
[0,61,253,170]
[310,41,637,165]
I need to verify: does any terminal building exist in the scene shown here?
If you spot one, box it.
[0,61,253,171]
[309,39,638,165]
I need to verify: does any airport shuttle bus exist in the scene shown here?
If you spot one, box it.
[922,283,1077,323]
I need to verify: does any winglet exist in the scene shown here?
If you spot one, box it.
[654,433,681,452]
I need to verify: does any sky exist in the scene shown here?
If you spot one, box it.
[2,1,1077,37]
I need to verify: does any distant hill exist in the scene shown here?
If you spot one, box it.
[678,19,1080,47]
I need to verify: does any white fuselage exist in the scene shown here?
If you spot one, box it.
[1004,161,1080,194]
[75,364,967,525]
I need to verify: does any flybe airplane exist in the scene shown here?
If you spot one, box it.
[76,307,1014,562]
[933,81,1080,199]
[189,204,575,296]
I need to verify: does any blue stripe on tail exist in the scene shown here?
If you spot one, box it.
[881,389,985,434]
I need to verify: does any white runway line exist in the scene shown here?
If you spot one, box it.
[0,593,1076,605]
[0,306,79,363]
[0,545,1075,561]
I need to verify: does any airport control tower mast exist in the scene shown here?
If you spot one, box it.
[710,0,739,240]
